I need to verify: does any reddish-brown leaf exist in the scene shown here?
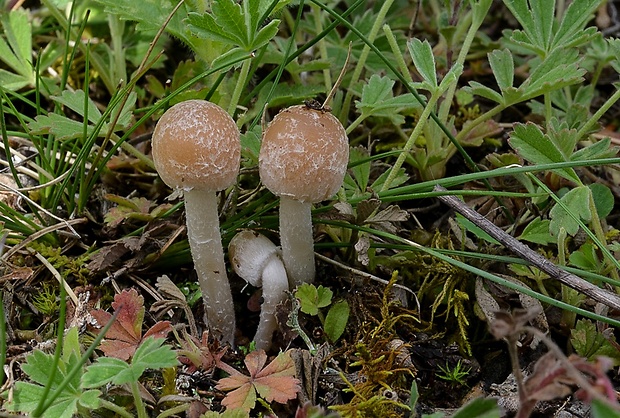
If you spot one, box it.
[216,350,300,412]
[90,288,171,360]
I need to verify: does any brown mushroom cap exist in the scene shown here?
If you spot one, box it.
[259,105,349,203]
[152,100,240,191]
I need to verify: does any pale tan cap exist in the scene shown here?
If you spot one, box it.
[259,105,349,203]
[152,100,240,191]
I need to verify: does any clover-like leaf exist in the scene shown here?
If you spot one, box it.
[216,350,300,412]
[295,283,333,316]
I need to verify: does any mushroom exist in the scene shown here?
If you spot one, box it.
[259,103,349,287]
[228,230,288,350]
[152,99,239,345]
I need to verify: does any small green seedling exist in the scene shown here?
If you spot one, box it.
[295,283,350,343]
[437,360,471,387]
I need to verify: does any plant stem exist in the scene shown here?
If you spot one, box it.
[130,380,148,418]
[383,24,414,85]
[312,3,331,91]
[380,92,441,193]
[576,86,620,139]
[437,10,474,123]
[99,399,134,418]
[338,0,395,123]
[228,58,252,118]
[587,190,620,286]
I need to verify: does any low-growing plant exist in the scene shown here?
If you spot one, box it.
[295,283,350,343]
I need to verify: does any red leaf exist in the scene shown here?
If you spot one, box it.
[90,289,171,360]
[216,350,300,412]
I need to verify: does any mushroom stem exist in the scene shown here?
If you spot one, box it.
[254,254,289,349]
[279,196,315,287]
[184,189,235,345]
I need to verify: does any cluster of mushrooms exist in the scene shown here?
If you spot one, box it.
[151,100,349,349]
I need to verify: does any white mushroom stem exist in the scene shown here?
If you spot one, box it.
[253,254,288,349]
[184,189,235,345]
[229,230,289,350]
[279,196,315,288]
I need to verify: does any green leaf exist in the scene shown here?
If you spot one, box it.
[0,9,34,89]
[187,0,280,52]
[6,382,98,418]
[5,347,101,417]
[455,213,499,245]
[549,186,591,237]
[324,300,350,342]
[295,283,332,316]
[591,399,620,418]
[89,337,172,386]
[571,138,618,162]
[508,123,580,183]
[520,49,586,99]
[62,327,82,364]
[569,243,602,273]
[488,49,514,93]
[452,397,500,418]
[346,146,371,194]
[52,90,102,124]
[551,0,601,50]
[82,357,129,388]
[240,127,262,166]
[570,319,620,366]
[92,0,192,45]
[467,81,504,104]
[131,336,179,373]
[408,38,437,89]
[518,218,554,245]
[356,74,417,125]
[590,183,614,219]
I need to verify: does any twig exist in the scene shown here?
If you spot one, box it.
[433,185,620,311]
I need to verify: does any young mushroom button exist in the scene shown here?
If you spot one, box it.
[151,99,239,346]
[228,230,288,350]
[259,104,349,287]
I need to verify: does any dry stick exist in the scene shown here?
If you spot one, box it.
[433,185,620,311]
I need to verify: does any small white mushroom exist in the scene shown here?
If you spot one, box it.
[228,230,289,350]
[259,104,349,287]
[151,99,239,345]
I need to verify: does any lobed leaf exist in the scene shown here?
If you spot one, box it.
[508,123,580,183]
[518,218,554,245]
[549,186,591,237]
[408,38,437,89]
[488,49,514,93]
[217,349,300,412]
